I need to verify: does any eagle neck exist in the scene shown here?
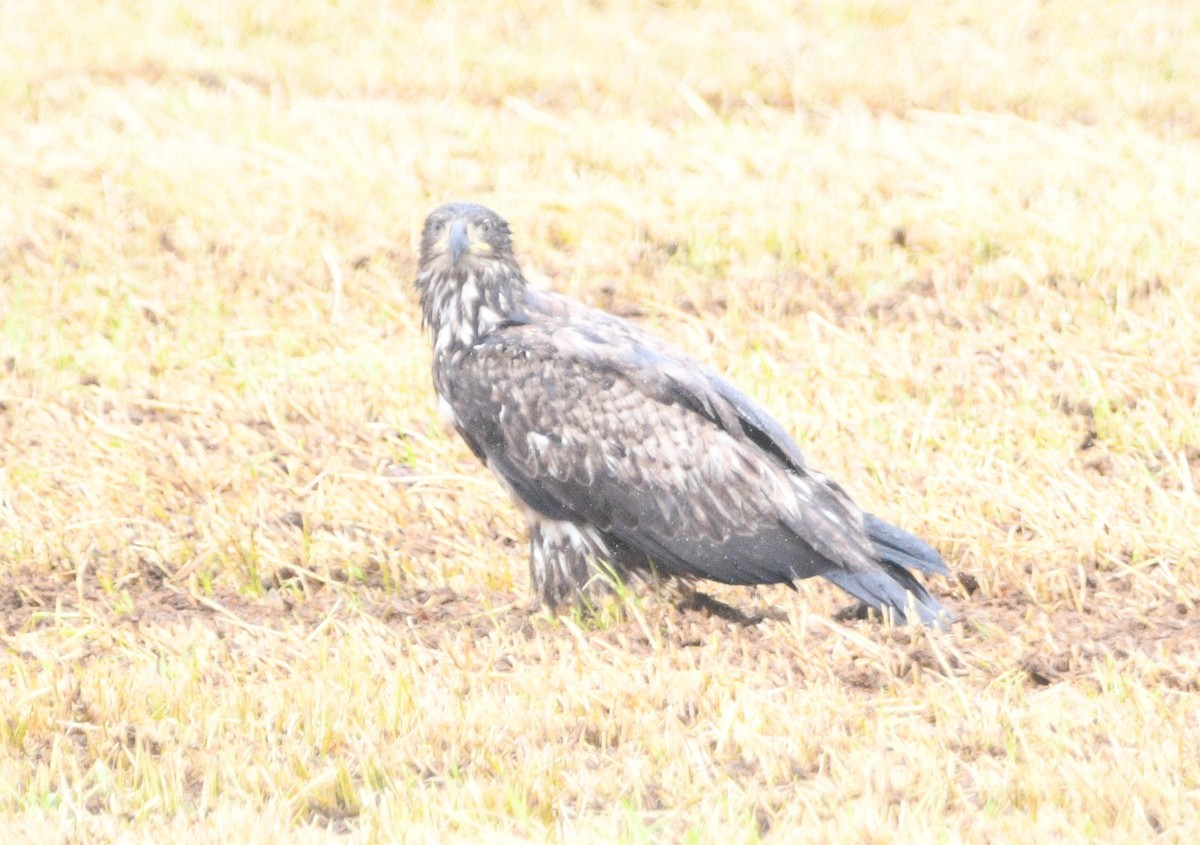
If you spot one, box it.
[419,262,527,357]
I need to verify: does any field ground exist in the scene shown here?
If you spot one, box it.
[2,1,1199,842]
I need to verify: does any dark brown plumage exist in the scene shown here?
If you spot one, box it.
[414,202,952,625]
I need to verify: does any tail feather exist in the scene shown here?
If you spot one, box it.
[863,513,949,577]
[822,564,951,627]
[819,514,953,627]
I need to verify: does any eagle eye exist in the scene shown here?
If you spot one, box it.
[430,219,445,236]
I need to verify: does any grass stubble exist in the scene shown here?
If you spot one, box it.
[1,1,1198,842]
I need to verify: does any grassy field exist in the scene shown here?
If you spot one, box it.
[2,0,1199,841]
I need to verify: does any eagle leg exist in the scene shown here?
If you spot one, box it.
[528,518,619,609]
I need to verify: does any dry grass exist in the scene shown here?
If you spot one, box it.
[2,0,1199,841]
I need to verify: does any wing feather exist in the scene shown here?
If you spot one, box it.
[444,312,880,588]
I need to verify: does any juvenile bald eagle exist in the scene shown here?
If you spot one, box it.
[415,202,952,626]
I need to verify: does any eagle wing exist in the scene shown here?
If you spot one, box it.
[442,299,886,591]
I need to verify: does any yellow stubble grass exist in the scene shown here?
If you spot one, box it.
[1,0,1198,841]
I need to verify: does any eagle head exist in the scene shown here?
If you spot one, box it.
[419,202,515,273]
[415,202,525,349]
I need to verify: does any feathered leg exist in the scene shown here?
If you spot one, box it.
[527,518,617,609]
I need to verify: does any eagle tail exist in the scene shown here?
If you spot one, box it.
[822,563,951,627]
[819,514,953,627]
[863,512,949,577]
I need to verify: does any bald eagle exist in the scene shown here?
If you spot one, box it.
[415,202,952,626]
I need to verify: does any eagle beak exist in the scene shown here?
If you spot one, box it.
[448,220,470,265]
